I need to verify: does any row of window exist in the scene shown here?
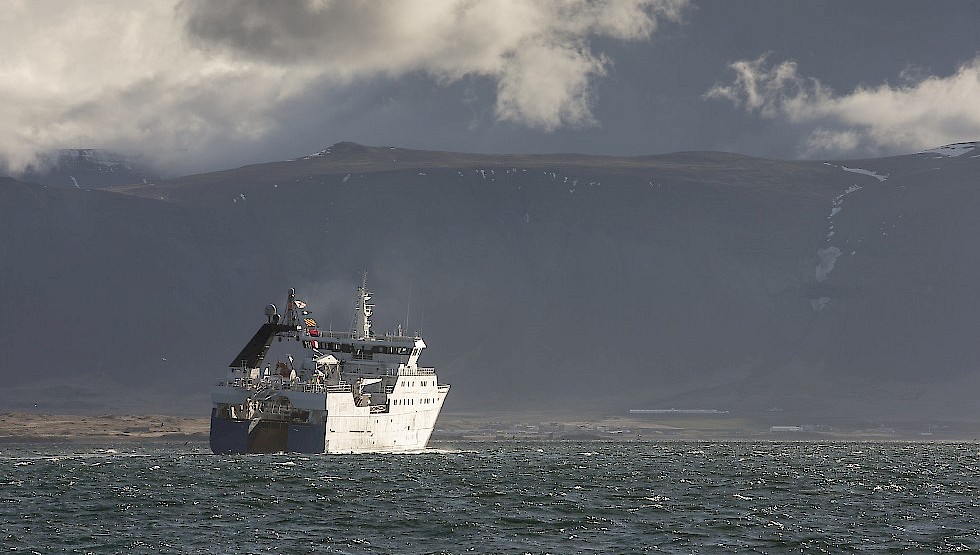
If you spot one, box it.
[302,341,418,357]
[392,398,439,406]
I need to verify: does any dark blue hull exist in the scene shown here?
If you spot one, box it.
[209,410,326,454]
[209,413,249,454]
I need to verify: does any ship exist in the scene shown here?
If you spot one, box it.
[209,277,449,454]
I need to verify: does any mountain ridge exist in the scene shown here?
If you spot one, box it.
[109,142,826,201]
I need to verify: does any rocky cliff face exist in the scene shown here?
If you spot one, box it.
[2,143,979,423]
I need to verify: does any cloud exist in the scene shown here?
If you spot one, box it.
[0,0,686,174]
[0,1,295,174]
[706,54,980,157]
[179,0,687,130]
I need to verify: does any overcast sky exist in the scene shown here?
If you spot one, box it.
[3,0,980,175]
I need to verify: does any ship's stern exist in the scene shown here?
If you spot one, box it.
[209,408,250,454]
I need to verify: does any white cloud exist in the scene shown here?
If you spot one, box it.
[0,0,686,174]
[706,54,980,157]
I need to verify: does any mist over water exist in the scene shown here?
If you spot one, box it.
[3,441,979,553]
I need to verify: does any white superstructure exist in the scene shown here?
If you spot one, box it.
[209,277,449,454]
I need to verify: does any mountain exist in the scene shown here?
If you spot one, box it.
[2,142,979,428]
[17,149,159,189]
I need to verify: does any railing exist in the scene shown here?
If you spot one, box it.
[215,377,331,395]
[300,382,326,394]
[216,377,266,389]
[317,330,419,342]
[251,399,294,417]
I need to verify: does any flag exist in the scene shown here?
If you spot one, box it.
[294,300,307,309]
[305,318,317,328]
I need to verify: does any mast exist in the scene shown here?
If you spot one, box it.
[285,287,299,329]
[352,272,373,340]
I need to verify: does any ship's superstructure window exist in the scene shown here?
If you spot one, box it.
[317,342,412,356]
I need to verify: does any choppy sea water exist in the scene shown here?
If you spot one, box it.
[2,441,979,554]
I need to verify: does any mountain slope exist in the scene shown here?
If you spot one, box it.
[2,143,978,426]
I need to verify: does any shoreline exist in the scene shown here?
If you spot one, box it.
[2,412,978,444]
[0,413,210,444]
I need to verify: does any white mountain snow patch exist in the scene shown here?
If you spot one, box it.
[825,184,862,240]
[840,166,888,182]
[811,296,831,312]
[919,142,977,157]
[815,182,864,305]
[816,246,841,283]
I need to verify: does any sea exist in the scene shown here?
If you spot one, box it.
[2,441,978,554]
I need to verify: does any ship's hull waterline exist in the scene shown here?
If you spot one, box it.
[209,391,449,454]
